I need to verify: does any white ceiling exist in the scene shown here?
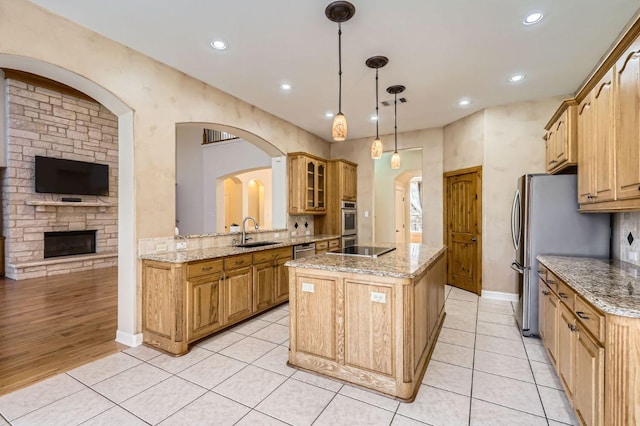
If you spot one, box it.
[29,0,640,142]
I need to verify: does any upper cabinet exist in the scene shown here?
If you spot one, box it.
[341,161,357,201]
[545,102,578,174]
[288,153,326,215]
[578,69,616,206]
[615,37,640,202]
[547,17,640,212]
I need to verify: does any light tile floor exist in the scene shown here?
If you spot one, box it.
[0,286,578,425]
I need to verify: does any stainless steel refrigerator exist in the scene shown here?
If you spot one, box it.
[510,174,610,337]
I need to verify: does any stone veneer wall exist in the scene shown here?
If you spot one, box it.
[2,78,118,279]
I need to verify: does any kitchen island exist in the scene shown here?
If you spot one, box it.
[285,244,446,401]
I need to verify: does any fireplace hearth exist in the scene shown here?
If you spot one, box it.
[44,230,97,258]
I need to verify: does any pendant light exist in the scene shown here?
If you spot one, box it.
[387,85,405,169]
[326,1,355,142]
[366,56,388,159]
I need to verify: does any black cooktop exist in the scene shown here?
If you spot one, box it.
[327,245,396,258]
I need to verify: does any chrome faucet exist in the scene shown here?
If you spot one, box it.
[241,216,259,244]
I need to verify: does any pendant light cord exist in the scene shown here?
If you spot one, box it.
[375,68,379,139]
[338,23,342,113]
[394,93,398,152]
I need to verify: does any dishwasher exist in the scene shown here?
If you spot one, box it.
[293,242,316,259]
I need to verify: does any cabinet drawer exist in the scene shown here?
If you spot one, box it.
[575,296,605,343]
[329,239,340,249]
[316,241,329,250]
[557,280,575,310]
[186,259,223,279]
[253,247,292,264]
[224,254,253,270]
[545,271,560,295]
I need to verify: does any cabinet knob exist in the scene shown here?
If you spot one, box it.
[559,292,568,299]
[549,160,558,164]
[201,266,213,271]
[568,324,576,332]
[542,290,550,296]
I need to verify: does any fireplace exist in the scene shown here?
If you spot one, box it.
[44,230,97,258]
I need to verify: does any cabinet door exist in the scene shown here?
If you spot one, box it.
[557,303,576,399]
[615,39,640,200]
[254,262,275,313]
[553,110,569,167]
[224,267,253,324]
[592,69,616,202]
[574,328,604,426]
[306,159,316,210]
[316,160,326,210]
[187,272,224,341]
[274,257,290,304]
[538,280,547,342]
[544,290,559,366]
[342,163,357,201]
[578,97,595,204]
[545,131,554,173]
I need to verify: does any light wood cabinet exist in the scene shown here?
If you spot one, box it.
[186,270,224,341]
[142,246,292,355]
[545,102,578,174]
[289,153,326,215]
[615,38,640,202]
[543,284,559,366]
[578,69,616,206]
[558,302,576,400]
[314,238,341,254]
[315,159,358,235]
[574,326,604,426]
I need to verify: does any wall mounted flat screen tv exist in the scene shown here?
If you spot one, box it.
[35,156,109,196]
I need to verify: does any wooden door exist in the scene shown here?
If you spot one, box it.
[444,166,482,294]
[187,272,224,341]
[615,38,640,200]
[306,158,316,210]
[253,262,275,313]
[224,267,253,324]
[395,187,406,244]
[316,160,326,210]
[558,303,576,399]
[574,328,604,426]
[553,111,568,166]
[578,96,595,204]
[592,69,616,202]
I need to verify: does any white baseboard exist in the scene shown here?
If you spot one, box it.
[116,330,143,347]
[481,290,519,302]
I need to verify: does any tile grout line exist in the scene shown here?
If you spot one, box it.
[467,291,479,425]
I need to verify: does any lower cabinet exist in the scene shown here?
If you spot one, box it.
[187,272,224,341]
[224,266,253,324]
[274,257,290,304]
[541,283,559,366]
[574,327,604,426]
[254,261,275,312]
[557,303,576,400]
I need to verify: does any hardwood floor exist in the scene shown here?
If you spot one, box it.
[0,267,123,395]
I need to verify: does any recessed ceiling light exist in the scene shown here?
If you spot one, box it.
[280,83,292,91]
[210,40,227,50]
[325,112,334,118]
[523,12,544,25]
[370,114,378,121]
[509,74,526,83]
[458,98,471,107]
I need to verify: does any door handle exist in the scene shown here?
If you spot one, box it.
[470,237,477,242]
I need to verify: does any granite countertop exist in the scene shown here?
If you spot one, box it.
[537,255,640,318]
[140,234,340,263]
[285,244,446,279]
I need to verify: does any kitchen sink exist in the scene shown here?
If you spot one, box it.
[236,241,278,248]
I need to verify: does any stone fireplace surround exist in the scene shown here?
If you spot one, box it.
[1,75,118,279]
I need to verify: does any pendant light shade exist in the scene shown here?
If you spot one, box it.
[366,56,388,159]
[386,85,406,170]
[326,1,355,141]
[332,112,347,141]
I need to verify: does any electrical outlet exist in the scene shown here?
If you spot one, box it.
[176,241,187,250]
[370,292,386,303]
[274,232,280,238]
[305,230,311,236]
[291,231,297,236]
[302,282,314,293]
[155,243,168,252]
[364,211,369,218]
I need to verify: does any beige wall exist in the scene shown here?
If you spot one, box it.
[443,110,485,173]
[330,128,444,246]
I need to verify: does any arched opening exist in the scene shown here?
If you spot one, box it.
[247,179,265,225]
[0,54,137,347]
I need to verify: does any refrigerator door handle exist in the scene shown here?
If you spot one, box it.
[511,189,521,251]
[511,261,525,274]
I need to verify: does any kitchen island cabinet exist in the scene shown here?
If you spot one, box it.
[286,245,446,401]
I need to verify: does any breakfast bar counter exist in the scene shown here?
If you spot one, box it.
[285,244,446,401]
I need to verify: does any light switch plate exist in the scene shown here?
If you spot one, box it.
[176,241,187,250]
[302,282,315,293]
[155,243,168,252]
